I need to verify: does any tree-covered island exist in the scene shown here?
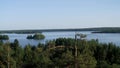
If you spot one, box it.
[0,35,9,40]
[27,33,45,40]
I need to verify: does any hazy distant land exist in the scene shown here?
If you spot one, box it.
[0,27,120,34]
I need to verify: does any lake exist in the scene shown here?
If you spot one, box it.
[1,31,120,47]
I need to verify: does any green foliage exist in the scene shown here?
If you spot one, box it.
[0,38,120,68]
[27,33,45,40]
[97,61,111,68]
[55,38,75,46]
[26,35,33,39]
[0,35,9,40]
[33,33,45,40]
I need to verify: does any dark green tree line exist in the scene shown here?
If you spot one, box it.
[0,38,120,68]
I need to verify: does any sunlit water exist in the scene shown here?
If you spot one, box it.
[1,31,120,47]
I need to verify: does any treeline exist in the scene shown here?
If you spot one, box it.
[27,33,45,40]
[0,35,9,40]
[1,27,120,33]
[90,27,120,33]
[0,38,120,68]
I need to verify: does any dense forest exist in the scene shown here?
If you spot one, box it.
[27,33,45,40]
[0,35,9,40]
[0,36,120,68]
[1,27,120,33]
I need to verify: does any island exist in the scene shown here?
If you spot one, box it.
[27,33,45,40]
[0,35,9,40]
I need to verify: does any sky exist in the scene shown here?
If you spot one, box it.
[0,0,120,30]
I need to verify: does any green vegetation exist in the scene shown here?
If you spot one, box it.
[93,29,120,33]
[0,36,120,68]
[27,33,45,40]
[26,35,33,39]
[90,27,120,33]
[1,27,120,33]
[0,35,9,40]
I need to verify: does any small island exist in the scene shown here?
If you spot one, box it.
[0,35,9,40]
[27,33,45,40]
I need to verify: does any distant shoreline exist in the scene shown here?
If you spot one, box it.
[92,31,120,33]
[0,27,120,34]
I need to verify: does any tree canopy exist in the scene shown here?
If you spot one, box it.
[27,33,45,40]
[0,38,120,68]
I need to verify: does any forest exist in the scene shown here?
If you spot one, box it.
[27,33,45,40]
[0,35,120,68]
[1,27,120,33]
[0,35,9,40]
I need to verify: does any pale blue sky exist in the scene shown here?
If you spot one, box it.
[0,0,120,30]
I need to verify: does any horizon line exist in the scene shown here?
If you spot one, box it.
[0,27,120,31]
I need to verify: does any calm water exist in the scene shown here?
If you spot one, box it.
[2,31,120,47]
